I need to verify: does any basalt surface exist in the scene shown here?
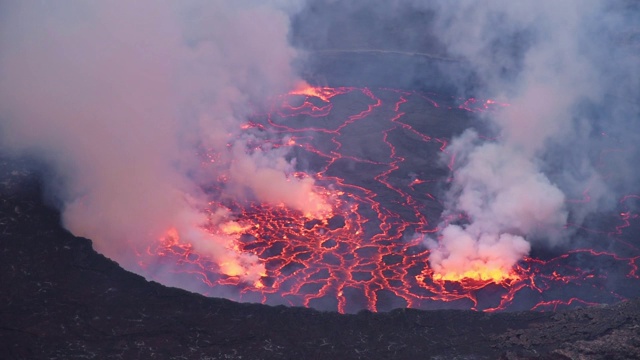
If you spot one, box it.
[1,159,639,360]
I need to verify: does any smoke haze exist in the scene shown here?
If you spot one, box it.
[0,0,320,285]
[1,0,639,303]
[291,0,639,279]
[422,0,639,278]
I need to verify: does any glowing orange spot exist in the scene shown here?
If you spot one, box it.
[164,227,179,241]
[219,262,245,278]
[219,221,249,235]
[289,83,340,102]
[432,267,518,283]
[295,187,335,220]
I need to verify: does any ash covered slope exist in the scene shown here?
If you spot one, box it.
[1,160,639,360]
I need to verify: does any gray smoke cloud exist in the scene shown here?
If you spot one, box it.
[0,0,327,286]
[420,0,640,279]
[292,0,639,280]
[1,0,638,299]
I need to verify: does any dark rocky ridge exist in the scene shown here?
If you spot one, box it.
[1,159,640,359]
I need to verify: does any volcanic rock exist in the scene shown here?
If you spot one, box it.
[1,159,640,359]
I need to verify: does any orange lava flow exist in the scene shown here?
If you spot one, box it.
[289,83,345,102]
[140,85,640,313]
[432,268,520,283]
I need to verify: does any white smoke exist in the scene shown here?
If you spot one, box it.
[227,138,332,218]
[424,0,639,279]
[0,0,322,286]
[427,131,566,279]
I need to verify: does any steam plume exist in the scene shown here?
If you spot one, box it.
[423,0,640,280]
[228,139,332,218]
[0,1,319,285]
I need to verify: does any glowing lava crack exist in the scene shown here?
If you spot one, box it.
[143,86,640,313]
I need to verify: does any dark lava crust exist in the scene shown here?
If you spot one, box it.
[1,160,639,360]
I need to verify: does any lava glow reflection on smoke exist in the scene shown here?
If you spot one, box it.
[432,268,519,283]
[140,86,640,313]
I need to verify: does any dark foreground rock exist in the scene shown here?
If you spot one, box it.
[1,160,639,360]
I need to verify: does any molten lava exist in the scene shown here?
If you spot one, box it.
[289,82,344,102]
[140,85,640,313]
[432,268,519,283]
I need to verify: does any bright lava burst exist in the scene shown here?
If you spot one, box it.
[432,268,519,283]
[142,85,640,313]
